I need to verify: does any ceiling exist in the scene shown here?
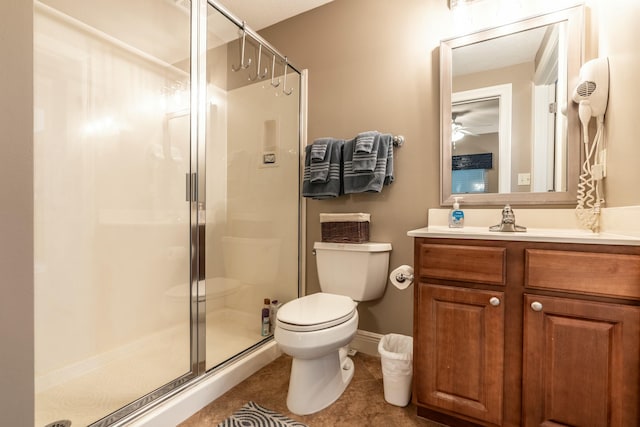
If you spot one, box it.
[215,0,334,30]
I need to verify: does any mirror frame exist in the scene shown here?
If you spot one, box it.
[440,5,584,206]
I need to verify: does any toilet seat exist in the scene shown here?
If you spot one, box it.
[276,293,356,332]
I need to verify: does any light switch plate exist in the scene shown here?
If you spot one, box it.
[518,173,531,186]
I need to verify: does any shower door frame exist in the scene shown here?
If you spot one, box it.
[191,0,208,380]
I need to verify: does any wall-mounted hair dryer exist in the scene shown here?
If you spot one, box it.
[572,57,609,143]
[572,57,609,232]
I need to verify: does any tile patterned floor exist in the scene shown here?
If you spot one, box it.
[179,352,445,427]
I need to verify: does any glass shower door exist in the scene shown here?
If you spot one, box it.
[33,0,303,424]
[33,1,194,425]
[203,2,302,370]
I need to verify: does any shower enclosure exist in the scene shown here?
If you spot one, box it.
[33,1,303,426]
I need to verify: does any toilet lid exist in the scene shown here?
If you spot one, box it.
[277,293,356,332]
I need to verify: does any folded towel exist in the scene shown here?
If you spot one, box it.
[354,131,378,153]
[302,140,344,199]
[308,139,338,183]
[352,133,380,172]
[310,138,330,161]
[343,135,388,194]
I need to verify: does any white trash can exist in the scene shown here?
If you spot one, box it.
[378,333,413,406]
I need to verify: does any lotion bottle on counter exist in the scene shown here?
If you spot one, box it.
[449,197,464,228]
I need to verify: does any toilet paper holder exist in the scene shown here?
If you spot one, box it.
[395,271,414,283]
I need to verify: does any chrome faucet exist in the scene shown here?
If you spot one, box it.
[489,204,527,232]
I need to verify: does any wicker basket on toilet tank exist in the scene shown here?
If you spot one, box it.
[320,213,370,243]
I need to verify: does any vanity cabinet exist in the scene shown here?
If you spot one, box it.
[413,237,640,427]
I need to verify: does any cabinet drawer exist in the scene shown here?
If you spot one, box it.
[526,249,640,299]
[419,244,506,285]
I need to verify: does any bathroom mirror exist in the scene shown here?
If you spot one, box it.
[440,5,584,205]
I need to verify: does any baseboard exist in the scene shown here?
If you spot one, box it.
[350,329,383,357]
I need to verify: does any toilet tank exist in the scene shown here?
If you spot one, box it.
[314,241,392,301]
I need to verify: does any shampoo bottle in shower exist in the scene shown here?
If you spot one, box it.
[449,197,464,228]
[261,298,271,336]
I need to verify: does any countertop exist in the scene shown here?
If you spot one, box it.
[407,226,640,246]
[408,206,640,246]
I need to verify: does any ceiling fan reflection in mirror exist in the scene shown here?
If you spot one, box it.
[451,109,472,147]
[451,98,499,148]
[451,120,475,146]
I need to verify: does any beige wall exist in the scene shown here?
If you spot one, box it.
[593,0,640,206]
[0,2,34,425]
[261,0,640,335]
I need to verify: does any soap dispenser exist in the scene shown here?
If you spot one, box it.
[449,197,465,228]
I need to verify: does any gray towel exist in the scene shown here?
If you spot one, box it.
[344,134,393,194]
[354,131,378,153]
[308,139,337,183]
[352,133,380,172]
[310,138,330,161]
[302,140,343,199]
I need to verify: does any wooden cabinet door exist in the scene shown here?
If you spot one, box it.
[523,294,640,427]
[415,283,505,425]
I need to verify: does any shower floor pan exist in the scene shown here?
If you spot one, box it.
[35,308,265,427]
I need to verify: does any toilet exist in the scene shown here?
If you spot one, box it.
[274,241,392,415]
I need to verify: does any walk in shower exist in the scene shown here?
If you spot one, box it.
[33,1,303,425]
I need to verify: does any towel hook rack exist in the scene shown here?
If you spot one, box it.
[248,43,268,81]
[231,23,252,72]
[270,54,281,88]
[282,57,294,96]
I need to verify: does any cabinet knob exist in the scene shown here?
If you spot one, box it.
[530,301,543,312]
[489,297,500,306]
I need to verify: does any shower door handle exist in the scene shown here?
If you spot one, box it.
[186,173,197,202]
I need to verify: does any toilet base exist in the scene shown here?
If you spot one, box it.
[286,347,355,415]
